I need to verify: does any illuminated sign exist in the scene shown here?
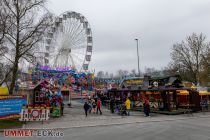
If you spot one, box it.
[124,79,143,85]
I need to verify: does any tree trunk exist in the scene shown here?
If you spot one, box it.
[9,57,18,95]
[0,69,12,86]
[9,1,20,95]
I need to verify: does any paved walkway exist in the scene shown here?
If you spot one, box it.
[22,100,210,129]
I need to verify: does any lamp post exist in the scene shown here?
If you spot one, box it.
[196,48,199,86]
[135,39,140,77]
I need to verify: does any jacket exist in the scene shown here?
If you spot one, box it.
[125,99,131,110]
[97,100,101,108]
[84,103,89,111]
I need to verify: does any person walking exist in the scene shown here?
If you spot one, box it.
[87,97,92,114]
[60,100,64,116]
[84,102,89,117]
[143,100,146,116]
[125,97,131,116]
[110,97,115,113]
[144,99,150,117]
[96,98,102,115]
[92,100,97,113]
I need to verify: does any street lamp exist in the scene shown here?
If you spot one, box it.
[135,39,140,77]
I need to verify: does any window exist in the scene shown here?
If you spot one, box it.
[35,91,44,103]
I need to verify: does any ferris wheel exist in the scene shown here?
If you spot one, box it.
[43,11,93,71]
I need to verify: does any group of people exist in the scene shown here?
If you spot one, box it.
[109,97,131,116]
[109,96,150,117]
[83,93,151,117]
[83,97,102,117]
[200,99,209,111]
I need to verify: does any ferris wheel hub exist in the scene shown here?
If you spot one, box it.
[60,48,71,53]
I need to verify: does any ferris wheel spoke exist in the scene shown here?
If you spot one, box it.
[71,54,84,66]
[52,33,63,50]
[69,31,84,46]
[71,19,82,34]
[66,21,76,42]
[71,44,86,50]
[71,43,86,51]
[72,28,86,39]
[69,54,76,68]
[71,52,85,60]
[62,18,71,35]
[71,42,87,50]
[73,48,86,55]
[63,20,70,34]
[71,30,85,45]
[70,22,82,41]
[71,21,84,38]
[71,29,86,44]
[69,19,79,40]
[71,38,86,47]
[71,24,83,36]
[65,53,70,65]
[66,23,73,38]
[68,18,77,34]
[72,51,86,56]
[72,36,86,45]
[53,54,60,67]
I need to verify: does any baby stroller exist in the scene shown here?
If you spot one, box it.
[118,104,127,116]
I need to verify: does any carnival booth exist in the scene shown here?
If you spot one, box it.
[28,64,95,117]
[107,75,201,114]
[197,87,210,111]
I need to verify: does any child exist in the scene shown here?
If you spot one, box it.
[92,101,96,113]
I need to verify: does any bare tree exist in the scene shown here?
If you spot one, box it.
[199,51,210,85]
[0,64,12,86]
[0,9,11,86]
[0,0,52,94]
[0,4,9,57]
[170,33,210,85]
[109,73,114,79]
[116,69,129,79]
[105,71,109,78]
[96,71,105,78]
[131,69,136,77]
[144,67,163,77]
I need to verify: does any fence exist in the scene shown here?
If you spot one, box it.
[19,108,50,121]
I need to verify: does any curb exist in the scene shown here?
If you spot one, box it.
[1,114,210,132]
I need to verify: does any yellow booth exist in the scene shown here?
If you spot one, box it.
[0,87,9,95]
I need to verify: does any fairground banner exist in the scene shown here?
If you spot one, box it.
[0,96,27,119]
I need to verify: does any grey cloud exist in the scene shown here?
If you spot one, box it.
[48,0,210,74]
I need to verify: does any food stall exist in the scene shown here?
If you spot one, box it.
[107,75,201,114]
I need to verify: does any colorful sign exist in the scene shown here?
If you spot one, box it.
[125,79,143,85]
[0,96,27,119]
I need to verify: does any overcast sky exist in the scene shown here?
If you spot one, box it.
[47,0,210,74]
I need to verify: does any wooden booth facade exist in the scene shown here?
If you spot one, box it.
[107,75,201,112]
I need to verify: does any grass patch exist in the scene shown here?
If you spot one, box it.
[0,119,22,129]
